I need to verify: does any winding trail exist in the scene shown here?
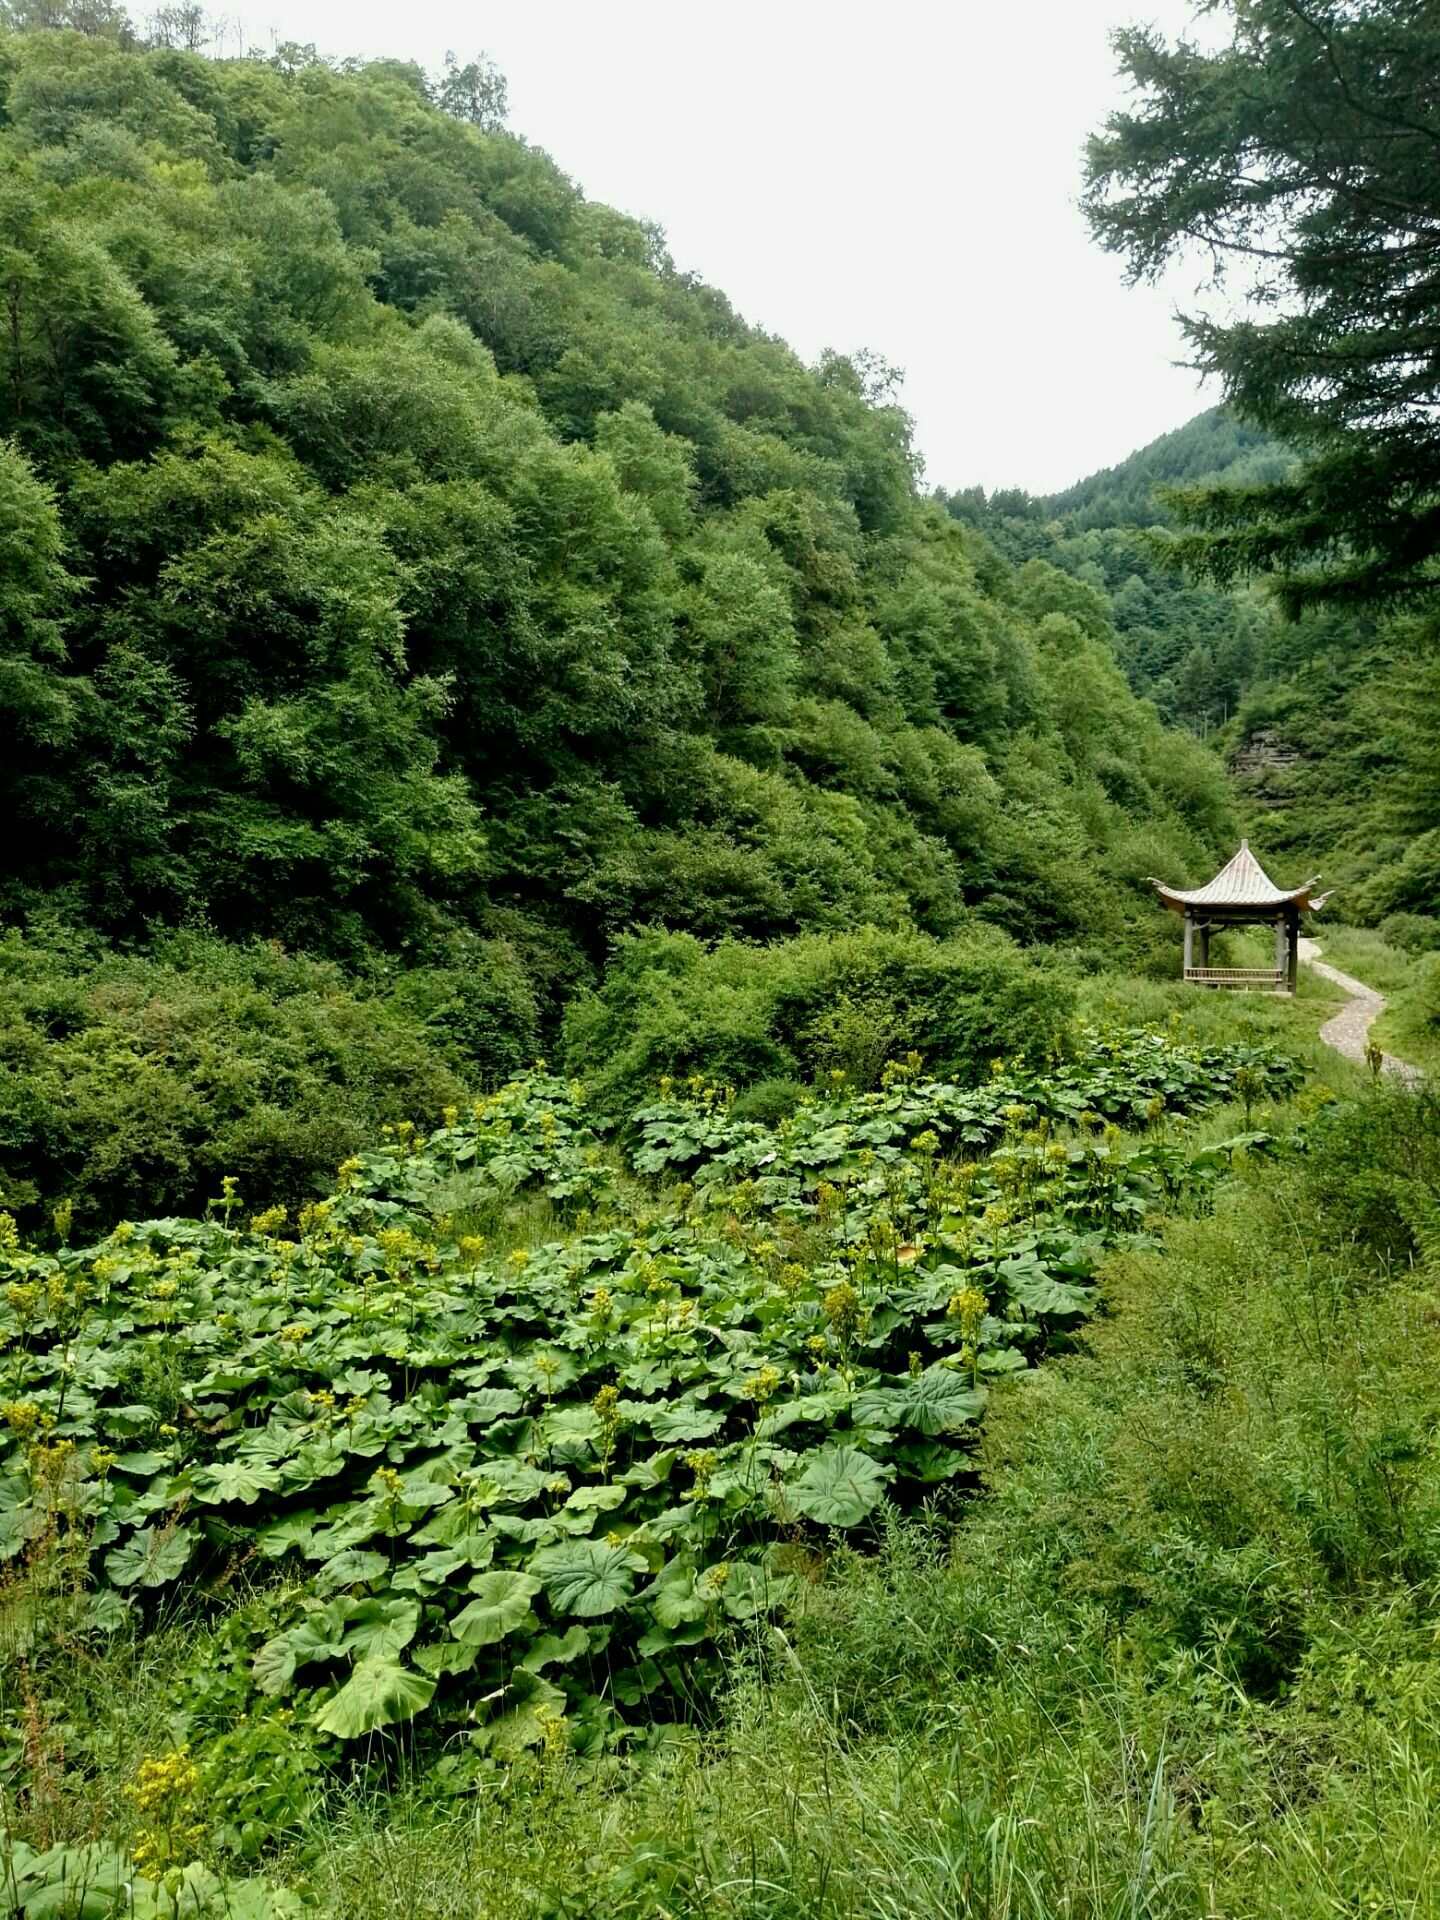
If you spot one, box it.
[1296,937,1423,1080]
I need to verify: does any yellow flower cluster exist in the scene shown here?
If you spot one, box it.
[947,1285,989,1367]
[684,1449,717,1499]
[823,1281,862,1344]
[742,1363,782,1405]
[125,1746,204,1881]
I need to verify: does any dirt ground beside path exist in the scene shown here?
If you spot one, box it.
[1297,937,1423,1080]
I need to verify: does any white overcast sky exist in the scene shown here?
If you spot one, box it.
[229,0,1219,495]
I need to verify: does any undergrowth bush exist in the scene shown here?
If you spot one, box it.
[0,925,538,1226]
[562,923,1076,1113]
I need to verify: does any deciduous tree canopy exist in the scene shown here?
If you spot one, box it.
[0,21,1232,979]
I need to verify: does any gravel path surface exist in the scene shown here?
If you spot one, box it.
[1297,938,1423,1080]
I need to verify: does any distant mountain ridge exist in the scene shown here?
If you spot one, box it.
[940,409,1294,734]
[1042,407,1295,531]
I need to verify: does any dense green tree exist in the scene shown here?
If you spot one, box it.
[1085,0,1440,612]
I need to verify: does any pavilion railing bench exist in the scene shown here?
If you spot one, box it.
[1183,966,1286,990]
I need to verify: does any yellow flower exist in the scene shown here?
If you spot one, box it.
[823,1282,861,1343]
[299,1199,333,1235]
[742,1363,782,1405]
[947,1285,988,1352]
[684,1449,717,1499]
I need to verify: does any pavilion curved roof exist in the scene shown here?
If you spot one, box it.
[1150,840,1329,915]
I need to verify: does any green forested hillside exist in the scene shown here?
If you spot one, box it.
[1042,406,1293,530]
[5,9,1440,1920]
[947,414,1440,962]
[942,409,1294,731]
[0,24,1237,1221]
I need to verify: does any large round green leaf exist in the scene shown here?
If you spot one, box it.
[449,1570,542,1645]
[103,1524,194,1589]
[787,1446,893,1527]
[900,1366,988,1435]
[313,1656,436,1739]
[531,1539,646,1616]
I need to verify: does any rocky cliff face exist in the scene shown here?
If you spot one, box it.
[1232,727,1303,806]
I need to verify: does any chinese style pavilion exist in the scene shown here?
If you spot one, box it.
[1150,840,1329,993]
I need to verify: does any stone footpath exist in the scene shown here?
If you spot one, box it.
[1297,938,1423,1080]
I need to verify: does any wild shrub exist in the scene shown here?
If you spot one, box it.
[563,923,1077,1114]
[0,927,514,1225]
[1302,1081,1440,1266]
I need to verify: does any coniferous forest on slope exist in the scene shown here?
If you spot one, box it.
[3,6,1440,1918]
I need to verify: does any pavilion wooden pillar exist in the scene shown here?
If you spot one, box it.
[1274,915,1286,986]
[1182,914,1194,977]
[1286,907,1299,994]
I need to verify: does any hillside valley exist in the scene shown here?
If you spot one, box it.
[2,8,1440,1920]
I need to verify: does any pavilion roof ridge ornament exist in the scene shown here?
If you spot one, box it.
[1147,840,1327,916]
